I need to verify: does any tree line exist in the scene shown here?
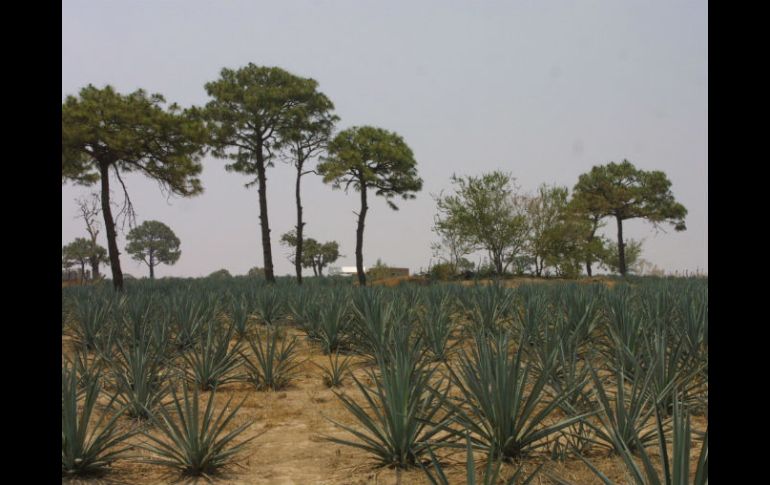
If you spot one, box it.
[431,163,687,279]
[62,64,687,290]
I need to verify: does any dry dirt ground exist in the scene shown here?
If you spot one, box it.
[63,322,706,485]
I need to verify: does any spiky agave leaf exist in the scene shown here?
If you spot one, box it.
[583,360,662,455]
[109,332,174,420]
[421,431,543,485]
[182,320,244,391]
[325,341,450,468]
[241,327,302,390]
[438,330,590,461]
[138,384,256,477]
[62,359,134,477]
[315,351,355,388]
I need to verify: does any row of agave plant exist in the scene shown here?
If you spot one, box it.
[62,278,707,483]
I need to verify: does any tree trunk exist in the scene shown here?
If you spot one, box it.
[616,214,626,276]
[80,262,86,285]
[294,165,304,285]
[100,163,124,291]
[149,250,155,279]
[585,260,593,277]
[89,256,100,280]
[255,143,275,283]
[356,184,368,286]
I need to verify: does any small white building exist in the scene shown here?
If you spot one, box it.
[328,266,366,276]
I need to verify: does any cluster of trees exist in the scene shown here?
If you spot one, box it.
[432,160,687,278]
[63,216,182,281]
[62,64,422,290]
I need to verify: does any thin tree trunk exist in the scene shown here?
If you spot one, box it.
[356,184,368,286]
[89,256,100,280]
[100,163,124,291]
[255,143,275,283]
[295,165,304,285]
[80,262,86,285]
[586,260,593,277]
[149,249,155,279]
[616,214,626,276]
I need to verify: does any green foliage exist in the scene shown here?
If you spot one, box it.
[434,172,529,275]
[572,160,687,275]
[182,321,244,391]
[326,342,449,468]
[62,85,207,290]
[318,125,422,285]
[108,326,173,419]
[418,287,456,361]
[62,359,134,477]
[281,230,341,276]
[125,220,182,278]
[315,351,354,388]
[63,237,107,279]
[241,328,302,390]
[208,269,233,279]
[601,239,643,274]
[139,384,255,477]
[421,432,543,485]
[439,331,587,461]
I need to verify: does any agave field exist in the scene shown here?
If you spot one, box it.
[61,277,707,484]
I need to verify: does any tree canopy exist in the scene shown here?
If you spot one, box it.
[62,85,207,290]
[572,160,687,275]
[199,64,331,283]
[318,126,422,286]
[125,220,182,279]
[434,171,529,275]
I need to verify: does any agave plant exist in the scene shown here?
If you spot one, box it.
[62,359,134,477]
[317,290,352,354]
[564,394,708,485]
[229,293,254,339]
[139,384,256,477]
[288,288,323,340]
[109,333,173,420]
[253,287,285,326]
[315,351,355,388]
[168,294,207,350]
[466,283,513,336]
[182,321,244,391]
[438,330,588,461]
[241,327,302,390]
[583,361,662,454]
[326,341,450,468]
[639,327,706,416]
[421,432,543,485]
[418,288,456,361]
[71,294,115,350]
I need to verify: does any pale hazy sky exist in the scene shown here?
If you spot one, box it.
[62,0,707,278]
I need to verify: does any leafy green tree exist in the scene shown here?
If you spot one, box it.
[280,231,341,276]
[565,196,607,277]
[62,85,207,290]
[208,269,232,279]
[125,221,181,279]
[572,160,687,276]
[525,184,570,277]
[62,238,95,282]
[431,213,475,275]
[199,64,326,284]
[318,126,422,286]
[247,267,266,278]
[601,239,644,275]
[434,172,529,275]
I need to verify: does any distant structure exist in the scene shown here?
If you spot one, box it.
[328,266,366,277]
[375,267,410,278]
